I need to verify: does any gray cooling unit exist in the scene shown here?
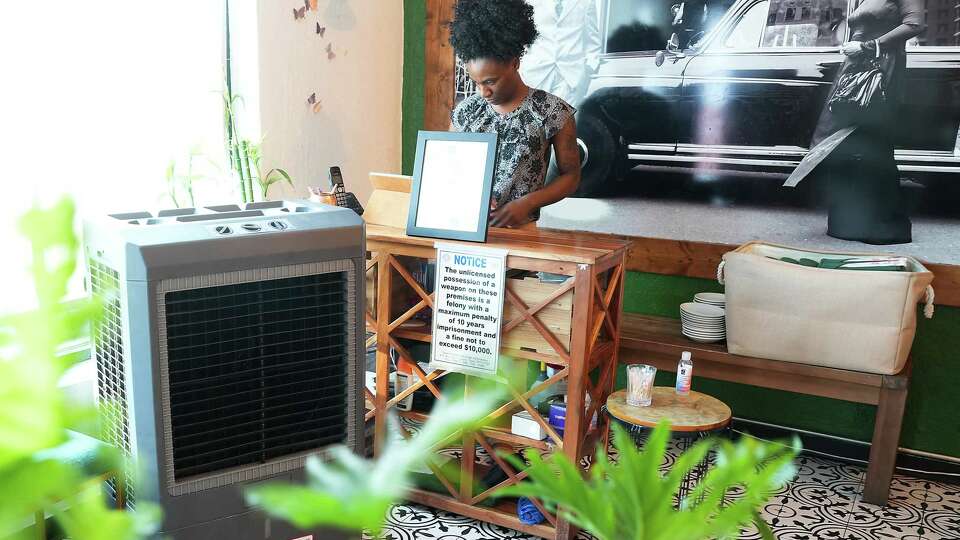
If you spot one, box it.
[84,200,364,539]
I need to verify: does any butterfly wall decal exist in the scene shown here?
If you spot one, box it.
[326,43,335,60]
[293,6,306,20]
[307,92,322,113]
[316,23,326,37]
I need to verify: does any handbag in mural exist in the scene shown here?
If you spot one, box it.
[829,41,887,115]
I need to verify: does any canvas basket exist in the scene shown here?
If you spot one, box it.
[717,241,935,375]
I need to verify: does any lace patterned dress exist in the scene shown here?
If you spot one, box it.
[451,88,575,222]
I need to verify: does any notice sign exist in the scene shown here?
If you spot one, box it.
[429,243,507,378]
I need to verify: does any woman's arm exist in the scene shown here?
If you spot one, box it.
[489,117,581,227]
[865,0,925,51]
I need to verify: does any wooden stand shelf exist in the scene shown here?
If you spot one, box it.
[365,222,630,540]
[620,313,911,505]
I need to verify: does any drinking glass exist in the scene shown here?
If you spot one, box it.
[626,364,657,407]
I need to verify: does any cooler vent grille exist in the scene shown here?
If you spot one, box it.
[163,273,349,481]
[90,258,136,508]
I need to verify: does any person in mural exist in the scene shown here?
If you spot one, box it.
[798,0,925,244]
[519,0,602,108]
[448,0,581,229]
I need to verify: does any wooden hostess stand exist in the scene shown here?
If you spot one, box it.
[363,174,630,539]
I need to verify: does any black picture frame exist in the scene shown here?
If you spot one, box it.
[406,130,499,243]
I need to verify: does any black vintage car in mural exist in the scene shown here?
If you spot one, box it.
[574,0,960,196]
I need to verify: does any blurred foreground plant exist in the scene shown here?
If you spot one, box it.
[499,421,800,540]
[245,388,501,536]
[0,198,158,540]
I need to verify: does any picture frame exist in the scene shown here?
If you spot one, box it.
[406,130,498,243]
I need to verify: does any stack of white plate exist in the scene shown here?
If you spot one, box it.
[694,292,725,309]
[680,302,726,343]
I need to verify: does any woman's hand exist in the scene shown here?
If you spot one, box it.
[489,198,533,228]
[841,41,864,57]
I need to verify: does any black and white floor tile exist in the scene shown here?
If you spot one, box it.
[363,449,960,540]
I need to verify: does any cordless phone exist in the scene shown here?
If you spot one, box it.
[328,166,364,216]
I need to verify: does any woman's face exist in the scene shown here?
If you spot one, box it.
[465,58,521,106]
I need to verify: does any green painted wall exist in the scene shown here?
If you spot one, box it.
[402,0,426,176]
[400,5,960,458]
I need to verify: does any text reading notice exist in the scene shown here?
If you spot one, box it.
[428,243,507,378]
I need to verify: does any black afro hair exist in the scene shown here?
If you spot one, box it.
[448,0,539,62]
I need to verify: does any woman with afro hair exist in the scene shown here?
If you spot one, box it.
[449,0,581,228]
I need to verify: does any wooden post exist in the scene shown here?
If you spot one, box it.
[602,259,626,455]
[374,254,392,453]
[461,378,476,503]
[461,431,476,503]
[863,371,909,505]
[424,0,456,131]
[556,264,595,540]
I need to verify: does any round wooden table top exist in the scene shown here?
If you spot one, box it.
[606,388,732,433]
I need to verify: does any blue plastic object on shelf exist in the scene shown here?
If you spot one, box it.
[517,496,545,525]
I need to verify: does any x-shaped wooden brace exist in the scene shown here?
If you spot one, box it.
[503,283,574,364]
[386,255,435,333]
[430,366,570,456]
[365,256,379,350]
[578,266,623,438]
[364,257,381,421]
[388,336,446,402]
[470,434,558,527]
[581,358,617,441]
[394,418,462,499]
[588,265,623,359]
[367,255,440,420]
[364,387,377,422]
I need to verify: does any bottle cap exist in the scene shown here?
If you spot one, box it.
[681,351,692,361]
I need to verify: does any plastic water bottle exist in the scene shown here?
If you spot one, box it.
[676,351,693,396]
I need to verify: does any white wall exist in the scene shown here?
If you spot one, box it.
[0,1,227,313]
[257,0,404,204]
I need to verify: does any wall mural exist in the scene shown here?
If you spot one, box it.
[452,0,960,251]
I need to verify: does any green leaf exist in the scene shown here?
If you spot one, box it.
[247,389,504,534]
[247,483,391,534]
[273,168,293,186]
[0,198,158,539]
[497,421,800,540]
[56,487,160,540]
[0,459,80,532]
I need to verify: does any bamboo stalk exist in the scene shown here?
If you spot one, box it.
[240,140,255,203]
[185,155,196,208]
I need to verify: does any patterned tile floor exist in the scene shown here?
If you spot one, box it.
[364,452,960,540]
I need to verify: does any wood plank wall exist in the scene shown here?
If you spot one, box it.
[419,0,960,308]
[620,235,960,308]
[424,0,456,131]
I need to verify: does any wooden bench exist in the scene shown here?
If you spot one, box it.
[619,313,910,506]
